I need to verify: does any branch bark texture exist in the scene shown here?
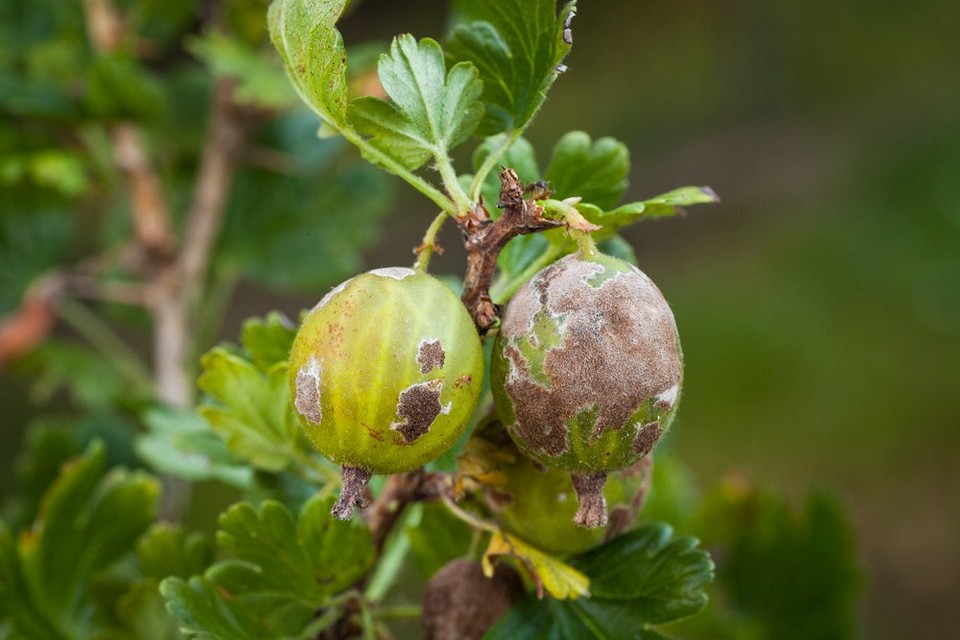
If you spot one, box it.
[458,168,562,333]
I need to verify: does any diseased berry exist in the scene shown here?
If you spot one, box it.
[487,447,653,556]
[462,421,653,555]
[288,267,483,519]
[491,252,682,528]
[421,558,524,640]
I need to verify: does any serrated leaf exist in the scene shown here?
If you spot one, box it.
[1,442,160,639]
[347,35,483,171]
[240,311,297,371]
[485,596,677,640]
[544,131,629,210]
[197,347,306,472]
[570,525,714,623]
[135,407,254,488]
[486,524,713,639]
[483,530,590,600]
[268,0,350,129]
[447,0,575,135]
[570,186,720,241]
[163,495,374,638]
[160,576,261,640]
[0,521,62,639]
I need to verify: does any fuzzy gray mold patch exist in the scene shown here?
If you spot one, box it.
[391,379,443,443]
[294,356,323,425]
[498,254,682,459]
[417,339,445,374]
[633,421,663,456]
[655,384,679,411]
[369,266,415,280]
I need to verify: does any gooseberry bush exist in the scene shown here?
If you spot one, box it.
[1,1,863,639]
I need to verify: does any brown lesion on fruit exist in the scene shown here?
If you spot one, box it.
[294,356,322,425]
[498,255,682,459]
[633,421,663,456]
[453,373,473,388]
[391,379,443,443]
[417,339,445,374]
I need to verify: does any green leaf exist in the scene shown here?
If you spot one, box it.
[162,495,374,638]
[486,525,713,639]
[0,521,62,639]
[135,407,254,488]
[197,347,307,473]
[447,0,575,135]
[406,503,472,578]
[240,312,297,372]
[108,580,183,640]
[346,35,483,171]
[160,576,261,640]
[483,531,590,600]
[0,442,160,639]
[268,0,350,129]
[573,186,720,239]
[545,131,629,210]
[137,523,213,582]
[570,525,714,623]
[189,32,297,109]
[9,420,82,529]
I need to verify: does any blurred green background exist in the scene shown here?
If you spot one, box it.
[3,0,958,638]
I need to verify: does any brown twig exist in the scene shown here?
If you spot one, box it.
[457,168,562,333]
[0,277,62,368]
[83,0,176,264]
[364,471,453,552]
[153,78,252,408]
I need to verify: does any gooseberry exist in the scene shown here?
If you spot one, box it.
[491,252,682,528]
[288,267,484,519]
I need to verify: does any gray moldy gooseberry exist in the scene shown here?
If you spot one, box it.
[490,252,682,528]
[288,267,484,519]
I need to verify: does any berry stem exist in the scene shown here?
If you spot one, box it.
[332,465,373,520]
[542,197,600,258]
[571,472,609,528]
[414,211,449,273]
